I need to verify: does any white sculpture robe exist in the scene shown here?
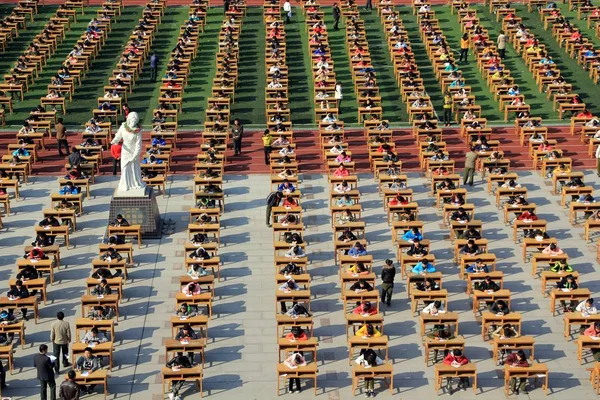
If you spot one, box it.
[111,112,146,193]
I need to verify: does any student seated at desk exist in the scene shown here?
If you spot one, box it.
[501,179,521,189]
[388,179,406,191]
[435,178,456,194]
[200,168,220,180]
[39,215,61,229]
[88,306,115,321]
[442,349,470,394]
[196,197,216,209]
[284,353,307,394]
[389,195,409,206]
[189,247,211,261]
[92,266,122,280]
[278,156,292,165]
[177,302,199,318]
[279,279,300,314]
[355,323,382,339]
[82,327,108,345]
[91,280,112,297]
[353,301,377,316]
[7,280,29,321]
[385,165,401,177]
[556,274,579,312]
[110,214,129,227]
[479,278,501,308]
[182,282,203,296]
[65,167,88,181]
[416,277,439,293]
[349,280,373,295]
[502,350,531,396]
[451,207,470,224]
[279,214,298,227]
[100,247,123,262]
[278,180,296,193]
[142,155,163,165]
[338,228,357,242]
[0,310,17,345]
[492,323,519,364]
[542,243,563,256]
[466,258,488,274]
[460,239,482,256]
[412,259,435,275]
[279,262,303,277]
[348,242,367,257]
[355,348,384,398]
[165,352,193,400]
[338,209,357,224]
[194,213,212,225]
[55,199,79,221]
[23,247,48,262]
[75,347,102,395]
[402,227,423,243]
[334,181,351,193]
[333,164,350,177]
[336,194,354,207]
[449,193,465,206]
[175,324,198,365]
[280,196,298,209]
[406,239,428,257]
[286,326,308,342]
[278,168,294,179]
[17,263,43,287]
[285,245,305,259]
[347,262,370,276]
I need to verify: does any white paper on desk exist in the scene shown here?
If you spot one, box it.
[561,288,571,292]
[438,310,446,314]
[592,336,600,341]
[81,371,89,377]
[536,374,546,377]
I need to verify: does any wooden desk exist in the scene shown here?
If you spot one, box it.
[170,315,209,339]
[276,315,313,338]
[564,312,600,339]
[503,363,548,396]
[107,225,142,248]
[578,335,600,364]
[71,342,114,370]
[541,271,579,297]
[472,289,511,313]
[423,336,465,366]
[347,336,389,365]
[523,237,557,262]
[16,258,54,283]
[341,290,379,313]
[276,362,318,395]
[411,289,448,315]
[80,294,119,319]
[0,296,38,323]
[162,366,203,397]
[532,253,569,277]
[8,277,47,304]
[420,312,459,336]
[0,322,24,349]
[277,337,318,363]
[435,363,477,394]
[91,259,128,281]
[513,219,547,243]
[345,313,384,339]
[492,336,535,364]
[75,318,115,342]
[69,370,108,399]
[352,363,393,395]
[550,288,591,315]
[85,278,123,301]
[34,225,70,248]
[465,271,503,294]
[165,338,206,366]
[175,293,213,318]
[481,311,522,340]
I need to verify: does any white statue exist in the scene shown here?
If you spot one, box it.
[111,112,146,194]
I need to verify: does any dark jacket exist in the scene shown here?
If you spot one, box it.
[33,353,55,381]
[166,355,192,369]
[67,152,82,168]
[39,217,60,227]
[381,266,396,284]
[59,379,81,399]
[8,285,29,299]
[266,192,281,207]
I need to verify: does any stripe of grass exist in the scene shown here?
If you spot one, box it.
[179,8,221,126]
[401,8,446,118]
[9,7,143,127]
[287,8,315,125]
[556,3,600,47]
[131,7,190,125]
[0,6,59,76]
[358,9,405,122]
[323,8,358,123]
[230,7,266,125]
[7,6,111,126]
[517,5,600,115]
[475,5,558,121]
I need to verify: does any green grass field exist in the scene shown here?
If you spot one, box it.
[2,4,599,129]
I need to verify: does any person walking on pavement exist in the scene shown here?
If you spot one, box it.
[262,129,272,165]
[497,30,507,59]
[59,370,80,400]
[34,344,56,400]
[149,52,158,82]
[55,118,69,157]
[464,146,477,186]
[266,191,283,227]
[333,3,341,30]
[380,259,396,306]
[459,33,469,63]
[232,119,243,156]
[50,311,71,374]
[283,0,292,23]
[595,143,600,177]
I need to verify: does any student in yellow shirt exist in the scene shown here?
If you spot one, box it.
[355,323,382,338]
[459,33,469,63]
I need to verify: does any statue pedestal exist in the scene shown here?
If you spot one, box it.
[109,186,162,239]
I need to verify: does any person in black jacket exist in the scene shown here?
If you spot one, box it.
[406,239,428,257]
[33,344,56,400]
[556,274,579,311]
[59,369,80,400]
[266,191,282,227]
[7,280,30,320]
[39,216,60,228]
[166,353,192,399]
[380,259,396,306]
[32,232,54,247]
[333,2,341,30]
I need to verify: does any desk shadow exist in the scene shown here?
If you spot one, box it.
[202,374,243,396]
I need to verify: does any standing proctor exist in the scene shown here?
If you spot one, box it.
[266,191,283,227]
[262,129,272,165]
[50,311,71,374]
[224,0,230,15]
[55,118,69,157]
[34,344,56,400]
[443,91,453,127]
[333,2,341,31]
[283,0,292,23]
[232,119,244,156]
[365,0,373,11]
[464,146,477,186]
[497,30,507,59]
[380,259,396,307]
[335,81,343,110]
[459,33,469,63]
[149,52,158,82]
[595,143,600,177]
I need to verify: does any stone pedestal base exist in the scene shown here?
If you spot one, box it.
[109,187,162,239]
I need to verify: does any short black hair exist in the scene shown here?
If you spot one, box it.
[57,312,64,320]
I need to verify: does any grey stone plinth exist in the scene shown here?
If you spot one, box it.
[109,186,162,238]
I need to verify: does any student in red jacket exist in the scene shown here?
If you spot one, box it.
[584,322,600,361]
[442,349,470,394]
[352,301,377,316]
[505,350,529,394]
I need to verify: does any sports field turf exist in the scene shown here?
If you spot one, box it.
[2,4,600,129]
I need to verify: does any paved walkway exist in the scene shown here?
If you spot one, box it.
[0,170,599,399]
